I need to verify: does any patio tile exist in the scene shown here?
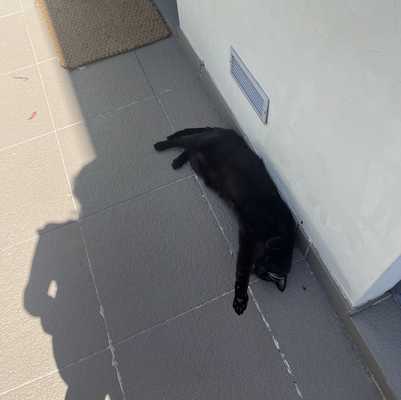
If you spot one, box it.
[352,296,401,398]
[0,223,107,393]
[81,178,234,342]
[116,294,299,400]
[136,37,199,94]
[19,0,35,11]
[38,59,83,129]
[0,350,122,400]
[196,178,239,254]
[23,1,57,62]
[160,81,229,131]
[251,260,380,400]
[0,66,52,149]
[152,0,179,31]
[0,0,20,17]
[39,53,152,129]
[0,134,74,249]
[0,13,34,73]
[58,98,190,217]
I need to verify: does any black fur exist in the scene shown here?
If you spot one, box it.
[154,127,295,315]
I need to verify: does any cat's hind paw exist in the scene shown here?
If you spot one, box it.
[171,159,182,169]
[154,141,168,151]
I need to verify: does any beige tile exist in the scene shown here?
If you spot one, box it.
[39,59,83,129]
[0,370,68,400]
[0,223,108,393]
[1,351,123,399]
[0,14,34,73]
[0,66,52,149]
[19,0,33,10]
[64,51,153,118]
[24,1,57,62]
[0,0,21,16]
[0,350,122,399]
[0,134,75,249]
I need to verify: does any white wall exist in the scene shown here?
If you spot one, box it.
[177,0,401,307]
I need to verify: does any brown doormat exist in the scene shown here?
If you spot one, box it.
[37,0,170,69]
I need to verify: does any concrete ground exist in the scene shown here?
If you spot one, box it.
[0,0,382,399]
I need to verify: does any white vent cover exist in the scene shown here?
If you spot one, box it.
[230,47,269,124]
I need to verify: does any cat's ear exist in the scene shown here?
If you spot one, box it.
[255,271,287,292]
[275,275,287,292]
[265,271,287,292]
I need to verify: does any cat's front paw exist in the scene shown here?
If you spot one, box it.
[233,292,248,315]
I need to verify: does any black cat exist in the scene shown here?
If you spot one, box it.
[154,127,296,315]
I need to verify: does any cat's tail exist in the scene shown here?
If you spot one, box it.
[154,126,230,153]
[167,127,213,140]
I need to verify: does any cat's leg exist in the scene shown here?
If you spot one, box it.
[233,229,256,315]
[172,151,189,169]
[154,140,174,151]
[154,135,200,152]
[189,152,214,186]
[167,127,213,140]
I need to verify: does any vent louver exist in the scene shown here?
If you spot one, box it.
[230,47,269,124]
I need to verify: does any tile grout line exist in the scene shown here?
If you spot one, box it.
[194,174,235,256]
[132,53,175,133]
[1,56,58,76]
[116,289,234,346]
[0,9,23,19]
[0,221,76,254]
[0,370,60,398]
[0,175,195,255]
[0,130,54,154]
[0,289,235,398]
[18,3,128,398]
[78,226,128,400]
[78,174,194,221]
[249,287,304,399]
[133,53,236,258]
[0,346,109,398]
[19,0,76,210]
[0,94,156,154]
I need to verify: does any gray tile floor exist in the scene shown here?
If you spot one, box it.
[0,0,382,398]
